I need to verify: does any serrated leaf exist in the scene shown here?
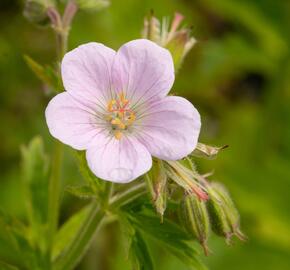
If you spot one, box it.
[75,151,104,194]
[53,205,90,260]
[127,210,206,270]
[191,143,228,159]
[131,230,154,270]
[0,210,39,269]
[20,136,49,252]
[66,185,96,199]
[119,215,154,270]
[24,55,62,93]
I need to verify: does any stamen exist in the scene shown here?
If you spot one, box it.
[106,92,136,140]
[114,130,123,140]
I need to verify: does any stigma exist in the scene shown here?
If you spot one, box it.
[107,92,136,140]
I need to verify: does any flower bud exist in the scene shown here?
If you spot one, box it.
[142,11,160,43]
[23,0,56,26]
[145,159,167,220]
[74,0,110,12]
[142,12,196,71]
[207,182,246,243]
[165,160,208,201]
[180,194,210,255]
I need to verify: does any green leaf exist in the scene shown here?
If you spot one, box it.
[131,231,154,270]
[126,208,207,270]
[52,205,91,260]
[23,55,62,93]
[0,261,19,270]
[75,151,105,194]
[20,136,49,252]
[66,185,96,199]
[0,210,40,269]
[119,216,154,270]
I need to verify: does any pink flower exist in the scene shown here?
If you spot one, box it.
[45,39,201,183]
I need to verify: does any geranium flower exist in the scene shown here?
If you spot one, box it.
[45,39,201,183]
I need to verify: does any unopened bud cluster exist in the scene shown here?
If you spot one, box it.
[146,143,245,255]
[142,12,196,70]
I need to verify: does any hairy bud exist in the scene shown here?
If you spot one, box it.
[142,12,196,70]
[207,182,246,243]
[165,160,208,201]
[180,194,210,255]
[23,0,56,26]
[145,160,167,220]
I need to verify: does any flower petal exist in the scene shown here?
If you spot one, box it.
[86,136,152,183]
[112,39,174,105]
[45,92,109,150]
[135,96,201,160]
[61,42,115,104]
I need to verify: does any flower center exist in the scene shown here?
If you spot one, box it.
[107,92,136,140]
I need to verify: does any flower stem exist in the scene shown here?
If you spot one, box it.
[46,1,78,263]
[53,181,146,270]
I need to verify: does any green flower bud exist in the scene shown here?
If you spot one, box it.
[166,160,208,201]
[23,0,56,26]
[180,194,211,255]
[142,11,161,43]
[142,12,196,71]
[145,159,167,220]
[207,182,246,244]
[74,0,110,12]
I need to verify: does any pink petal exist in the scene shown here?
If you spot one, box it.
[86,136,152,183]
[112,39,174,105]
[45,92,109,150]
[135,96,201,160]
[61,42,115,104]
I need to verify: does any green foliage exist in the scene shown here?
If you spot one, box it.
[20,136,50,255]
[53,205,91,260]
[1,0,290,269]
[24,55,62,93]
[120,216,154,270]
[121,200,207,270]
[75,151,105,194]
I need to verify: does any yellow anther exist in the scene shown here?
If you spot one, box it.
[114,130,123,140]
[127,113,136,125]
[107,99,116,112]
[120,92,128,105]
[117,111,124,118]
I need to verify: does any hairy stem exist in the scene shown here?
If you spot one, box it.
[53,181,146,270]
[46,1,78,263]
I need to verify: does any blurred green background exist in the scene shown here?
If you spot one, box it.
[1,0,290,269]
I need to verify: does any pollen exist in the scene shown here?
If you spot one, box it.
[114,130,123,140]
[106,92,136,139]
